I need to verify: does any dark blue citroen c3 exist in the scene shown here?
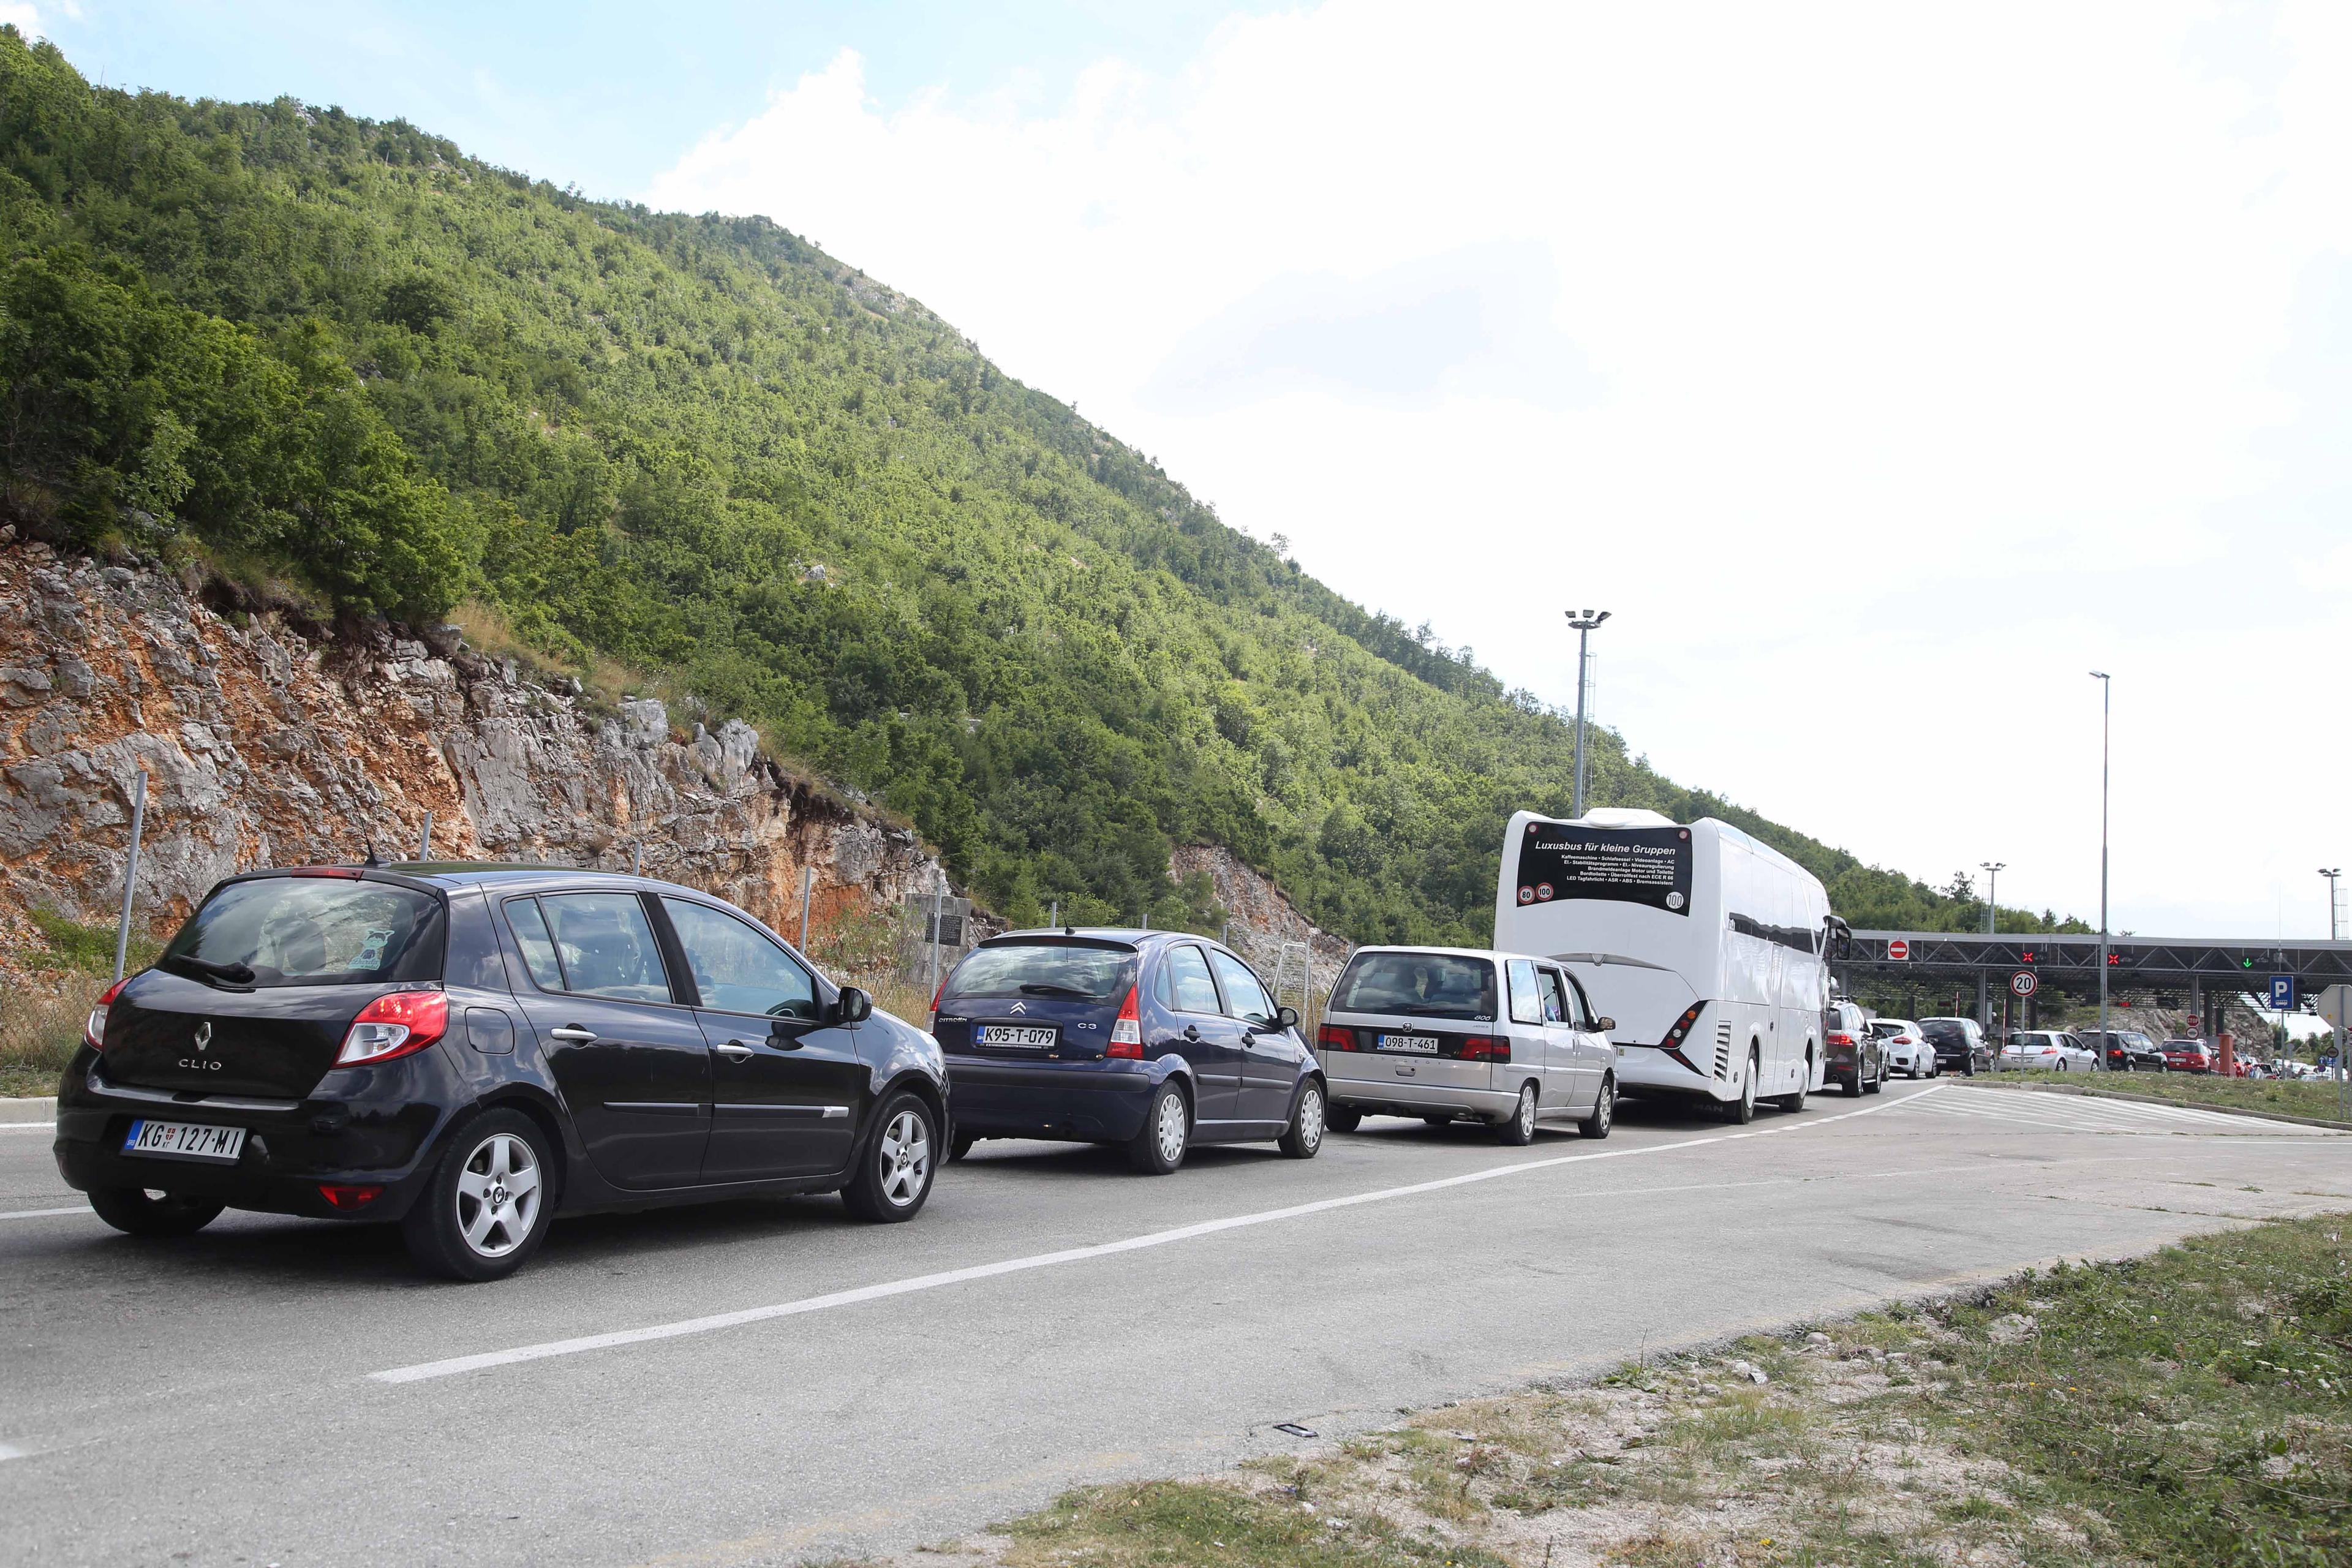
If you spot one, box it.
[932,929,1325,1173]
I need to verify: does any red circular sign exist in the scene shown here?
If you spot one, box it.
[1536,883,1555,901]
[1887,938,1910,961]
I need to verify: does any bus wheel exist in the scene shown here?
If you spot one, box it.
[1724,1054,1757,1124]
[1774,1063,1808,1114]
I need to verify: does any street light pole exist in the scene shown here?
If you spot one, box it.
[2323,868,2343,942]
[2091,671,2111,1069]
[1566,609,1610,818]
[1977,861,2003,1033]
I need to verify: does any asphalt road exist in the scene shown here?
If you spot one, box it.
[4,1080,2348,1566]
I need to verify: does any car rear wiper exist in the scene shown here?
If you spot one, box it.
[1017,983,1094,998]
[163,953,257,987]
[1395,1004,1468,1016]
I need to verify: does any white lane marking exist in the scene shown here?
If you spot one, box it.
[0,1206,89,1223]
[372,1084,1944,1384]
[0,1441,28,1461]
[0,1123,56,1134]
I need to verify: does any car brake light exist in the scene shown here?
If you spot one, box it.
[85,978,126,1052]
[1317,1023,1356,1051]
[929,978,946,1028]
[1826,1031,1853,1046]
[1461,1036,1510,1063]
[318,1184,383,1210]
[1107,986,1143,1058]
[335,988,448,1066]
[290,866,364,879]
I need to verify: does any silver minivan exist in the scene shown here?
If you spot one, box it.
[1315,946,1618,1144]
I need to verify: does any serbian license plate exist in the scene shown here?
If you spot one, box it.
[976,1025,1057,1049]
[1374,1033,1439,1054]
[123,1120,246,1163]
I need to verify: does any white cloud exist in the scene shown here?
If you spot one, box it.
[649,2,2352,940]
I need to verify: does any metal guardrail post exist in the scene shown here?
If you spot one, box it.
[798,865,814,952]
[417,810,434,861]
[111,767,148,983]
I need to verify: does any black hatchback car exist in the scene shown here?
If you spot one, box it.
[53,864,949,1280]
[933,930,1325,1172]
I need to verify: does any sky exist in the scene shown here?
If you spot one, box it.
[10,1,2350,944]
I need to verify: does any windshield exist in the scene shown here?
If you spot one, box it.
[1332,952,1498,1021]
[944,943,1135,1002]
[162,876,444,987]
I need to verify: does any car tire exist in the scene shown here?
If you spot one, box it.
[1774,1071,1807,1114]
[842,1091,938,1223]
[1724,1054,1758,1123]
[1324,1103,1363,1134]
[87,1186,225,1238]
[1495,1082,1539,1146]
[1580,1074,1615,1139]
[1863,1058,1883,1095]
[1127,1080,1190,1175]
[401,1109,555,1283]
[1280,1080,1327,1159]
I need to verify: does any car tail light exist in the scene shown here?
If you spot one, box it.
[318,1184,383,1210]
[1317,1023,1357,1051]
[84,978,126,1052]
[1107,986,1143,1058]
[335,988,448,1066]
[929,978,946,1028]
[1664,1002,1705,1046]
[1826,1031,1854,1047]
[1461,1036,1510,1063]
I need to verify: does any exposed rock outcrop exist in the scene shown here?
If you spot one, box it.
[1169,843,1354,1008]
[0,543,949,976]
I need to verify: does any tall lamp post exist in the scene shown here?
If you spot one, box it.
[2324,868,2343,942]
[1566,609,1611,818]
[1978,861,2004,1033]
[2091,671,2111,1069]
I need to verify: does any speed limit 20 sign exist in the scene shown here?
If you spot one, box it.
[2010,970,2038,998]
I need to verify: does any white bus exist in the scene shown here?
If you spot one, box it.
[1491,809,1838,1122]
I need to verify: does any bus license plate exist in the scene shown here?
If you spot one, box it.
[976,1025,1057,1049]
[1374,1034,1439,1054]
[123,1120,246,1163]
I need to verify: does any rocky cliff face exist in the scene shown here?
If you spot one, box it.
[1169,843,1354,1012]
[0,543,949,977]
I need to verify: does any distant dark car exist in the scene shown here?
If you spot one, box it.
[53,865,948,1280]
[933,929,1325,1173]
[2159,1038,2212,1073]
[2079,1029,2167,1072]
[1822,1000,1887,1095]
[1917,1017,1985,1076]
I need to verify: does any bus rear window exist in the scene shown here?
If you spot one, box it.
[1332,953,1498,1021]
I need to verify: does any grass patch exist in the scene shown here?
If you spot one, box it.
[1977,1068,2351,1124]
[989,1479,1511,1567]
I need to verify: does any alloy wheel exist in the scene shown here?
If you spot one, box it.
[1297,1086,1325,1151]
[876,1107,932,1208]
[1517,1085,1537,1139]
[1594,1079,1613,1134]
[455,1131,542,1259]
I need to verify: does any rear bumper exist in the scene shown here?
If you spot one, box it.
[944,1055,1157,1141]
[1616,1045,1733,1101]
[1324,1080,1517,1119]
[51,1046,458,1221]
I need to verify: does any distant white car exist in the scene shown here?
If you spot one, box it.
[2002,1029,2096,1071]
[1868,1018,1937,1079]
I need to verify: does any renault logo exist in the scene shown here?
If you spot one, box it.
[194,1021,213,1053]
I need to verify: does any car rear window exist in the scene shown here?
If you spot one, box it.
[1920,1021,1966,1044]
[162,876,444,987]
[944,942,1135,1003]
[1332,952,1498,1021]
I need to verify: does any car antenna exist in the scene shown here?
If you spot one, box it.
[1065,925,1076,937]
[362,840,383,867]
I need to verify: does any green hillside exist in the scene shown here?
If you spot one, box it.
[0,31,2082,944]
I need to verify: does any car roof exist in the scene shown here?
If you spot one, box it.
[1346,944,1551,963]
[228,862,733,900]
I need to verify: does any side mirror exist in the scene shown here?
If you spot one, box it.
[1596,1017,1616,1033]
[1275,1005,1300,1031]
[832,986,873,1026]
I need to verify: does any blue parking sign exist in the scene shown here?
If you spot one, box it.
[2269,974,2296,1011]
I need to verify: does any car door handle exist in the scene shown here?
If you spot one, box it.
[1182,1025,1200,1042]
[714,1041,755,1061]
[548,1025,598,1042]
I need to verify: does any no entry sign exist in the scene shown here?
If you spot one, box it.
[1887,938,1910,961]
[2010,970,2038,998]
